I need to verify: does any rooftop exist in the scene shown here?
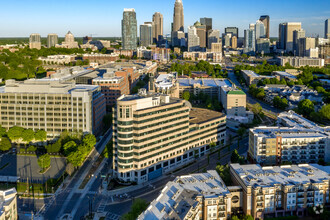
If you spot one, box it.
[138,170,229,220]
[230,164,330,188]
[178,78,232,87]
[189,107,225,124]
[273,71,297,80]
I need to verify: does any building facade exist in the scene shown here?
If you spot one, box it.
[122,9,138,50]
[260,15,270,38]
[225,27,239,38]
[152,12,163,43]
[140,22,153,47]
[325,19,329,39]
[244,29,256,54]
[277,57,324,67]
[47,34,58,48]
[255,20,266,39]
[112,90,226,183]
[29,33,41,50]
[0,188,17,220]
[188,26,200,52]
[293,29,305,55]
[0,79,106,137]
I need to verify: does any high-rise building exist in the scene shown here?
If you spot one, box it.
[259,15,270,38]
[255,20,266,39]
[140,22,153,47]
[47,34,58,48]
[293,29,306,55]
[172,0,184,33]
[55,31,79,49]
[256,38,270,54]
[200,17,212,32]
[122,8,137,50]
[0,79,106,137]
[249,23,255,30]
[325,19,330,39]
[231,35,237,49]
[188,26,200,52]
[208,29,220,49]
[278,23,287,50]
[194,21,207,49]
[112,90,226,183]
[152,12,163,43]
[222,33,232,48]
[225,27,238,38]
[244,29,255,54]
[29,33,41,49]
[298,37,316,57]
[285,22,302,52]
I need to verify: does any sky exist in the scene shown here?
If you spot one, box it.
[0,0,329,38]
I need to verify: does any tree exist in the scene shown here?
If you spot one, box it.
[298,99,315,117]
[215,164,231,186]
[251,103,262,115]
[231,216,240,220]
[22,129,35,143]
[82,134,96,150]
[320,104,330,120]
[35,130,47,142]
[46,140,61,153]
[63,141,77,156]
[121,198,149,220]
[38,154,51,169]
[237,127,246,148]
[27,145,37,152]
[0,137,11,151]
[7,126,24,141]
[231,150,241,163]
[67,150,85,167]
[244,215,254,220]
[182,91,190,101]
[0,126,6,137]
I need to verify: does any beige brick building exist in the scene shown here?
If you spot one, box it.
[0,188,17,220]
[113,89,226,183]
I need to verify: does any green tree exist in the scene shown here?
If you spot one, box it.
[121,198,149,220]
[82,134,96,149]
[251,103,262,115]
[231,216,240,220]
[46,140,61,153]
[35,130,47,142]
[63,141,77,156]
[244,215,254,220]
[38,154,51,169]
[27,145,37,152]
[215,164,231,186]
[298,99,315,117]
[182,91,190,101]
[0,137,12,151]
[67,149,85,167]
[320,104,330,120]
[237,127,246,148]
[231,149,241,163]
[7,126,24,141]
[0,126,6,137]
[22,129,35,143]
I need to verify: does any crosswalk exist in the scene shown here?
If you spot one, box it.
[105,212,121,220]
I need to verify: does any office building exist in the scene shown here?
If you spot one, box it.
[211,42,222,53]
[231,36,237,49]
[256,38,270,54]
[325,19,330,39]
[171,30,185,47]
[260,15,270,38]
[230,163,330,219]
[0,79,106,137]
[0,188,17,220]
[278,23,287,50]
[223,33,232,48]
[281,22,302,52]
[241,70,275,86]
[138,171,235,220]
[208,29,220,49]
[112,90,227,183]
[255,20,266,39]
[172,0,184,33]
[140,22,153,47]
[122,9,137,50]
[225,27,238,38]
[293,29,305,55]
[248,111,330,165]
[244,29,255,54]
[149,73,180,98]
[200,17,212,32]
[277,57,324,67]
[298,37,316,57]
[249,23,255,30]
[47,33,58,48]
[56,31,79,49]
[29,33,41,49]
[152,12,163,43]
[194,21,207,49]
[188,26,200,52]
[183,52,222,62]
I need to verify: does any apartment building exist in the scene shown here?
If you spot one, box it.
[230,163,330,219]
[241,70,275,86]
[82,53,119,64]
[149,73,180,98]
[248,111,330,165]
[0,79,106,137]
[277,57,325,68]
[0,188,17,220]
[183,52,222,63]
[138,170,237,220]
[112,89,226,183]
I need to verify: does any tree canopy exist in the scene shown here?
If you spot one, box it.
[7,126,24,141]
[121,198,149,220]
[0,137,12,151]
[37,154,51,169]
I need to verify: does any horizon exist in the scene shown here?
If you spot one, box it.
[0,0,329,38]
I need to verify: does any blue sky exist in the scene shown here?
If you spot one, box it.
[0,0,329,38]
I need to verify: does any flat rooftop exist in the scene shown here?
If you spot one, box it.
[230,163,330,188]
[273,71,297,79]
[189,107,225,124]
[178,78,232,87]
[138,170,229,220]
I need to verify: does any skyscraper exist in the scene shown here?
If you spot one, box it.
[194,21,207,49]
[293,29,305,55]
[200,17,212,32]
[188,26,200,52]
[173,0,184,33]
[152,12,163,43]
[285,22,302,52]
[225,27,238,38]
[47,34,58,48]
[278,23,287,50]
[231,36,237,49]
[244,29,255,54]
[122,8,137,50]
[259,15,270,38]
[29,33,41,49]
[298,37,316,57]
[255,20,266,39]
[140,22,153,47]
[208,29,220,49]
[325,19,330,39]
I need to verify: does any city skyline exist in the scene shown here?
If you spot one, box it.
[1,0,329,38]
